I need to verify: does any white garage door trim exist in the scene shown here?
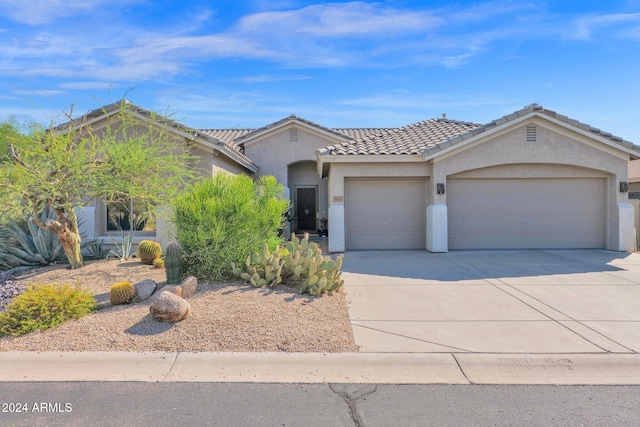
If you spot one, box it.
[345,178,426,250]
[448,178,605,249]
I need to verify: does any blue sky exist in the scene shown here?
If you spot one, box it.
[1,0,640,141]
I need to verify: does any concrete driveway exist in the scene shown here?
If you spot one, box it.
[343,250,640,354]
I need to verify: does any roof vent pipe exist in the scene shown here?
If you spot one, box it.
[442,113,447,119]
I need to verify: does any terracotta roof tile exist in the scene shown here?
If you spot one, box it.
[319,119,480,156]
[199,129,253,142]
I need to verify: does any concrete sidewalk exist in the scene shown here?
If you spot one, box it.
[2,351,640,385]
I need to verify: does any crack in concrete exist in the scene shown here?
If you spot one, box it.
[329,384,378,427]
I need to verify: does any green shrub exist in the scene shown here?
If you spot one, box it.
[0,284,97,337]
[173,174,288,281]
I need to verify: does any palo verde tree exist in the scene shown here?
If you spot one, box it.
[0,101,196,269]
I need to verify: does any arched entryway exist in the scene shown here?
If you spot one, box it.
[287,161,328,234]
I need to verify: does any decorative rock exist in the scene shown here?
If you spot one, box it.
[179,276,198,299]
[149,291,190,322]
[134,279,158,301]
[160,276,197,299]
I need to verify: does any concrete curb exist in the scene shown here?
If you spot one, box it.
[2,352,640,384]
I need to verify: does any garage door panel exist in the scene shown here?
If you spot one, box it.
[346,179,426,250]
[448,178,605,249]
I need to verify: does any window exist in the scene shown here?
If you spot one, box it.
[106,198,156,232]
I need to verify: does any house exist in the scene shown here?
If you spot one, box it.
[75,101,640,253]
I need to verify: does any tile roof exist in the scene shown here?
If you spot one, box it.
[58,100,257,171]
[234,114,349,143]
[319,119,480,156]
[199,129,253,143]
[422,104,639,157]
[334,128,394,140]
[200,126,385,144]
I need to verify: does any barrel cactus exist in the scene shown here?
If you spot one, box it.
[165,242,183,285]
[153,258,165,269]
[109,281,136,305]
[137,240,162,265]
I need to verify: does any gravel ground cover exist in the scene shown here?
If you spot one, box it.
[0,259,358,352]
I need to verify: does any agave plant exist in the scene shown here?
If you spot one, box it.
[0,206,67,272]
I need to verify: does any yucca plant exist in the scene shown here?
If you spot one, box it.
[0,206,67,272]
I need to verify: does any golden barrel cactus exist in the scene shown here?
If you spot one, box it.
[138,240,162,265]
[109,281,136,305]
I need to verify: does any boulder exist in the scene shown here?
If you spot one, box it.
[134,279,157,301]
[161,276,197,299]
[149,291,190,322]
[178,276,198,299]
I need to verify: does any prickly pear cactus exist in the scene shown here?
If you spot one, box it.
[281,233,344,295]
[165,242,183,285]
[138,240,162,264]
[231,243,283,288]
[109,281,136,305]
[233,233,344,296]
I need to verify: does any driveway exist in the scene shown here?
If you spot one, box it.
[342,250,640,354]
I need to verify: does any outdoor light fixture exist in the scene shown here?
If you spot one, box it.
[620,181,629,193]
[437,183,445,194]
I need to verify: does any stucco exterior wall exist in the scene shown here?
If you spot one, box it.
[430,119,630,250]
[243,126,342,184]
[190,145,249,177]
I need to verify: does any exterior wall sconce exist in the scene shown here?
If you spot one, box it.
[436,183,445,194]
[620,182,629,193]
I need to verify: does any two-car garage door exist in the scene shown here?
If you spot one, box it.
[447,178,605,249]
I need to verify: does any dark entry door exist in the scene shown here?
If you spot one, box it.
[296,187,317,232]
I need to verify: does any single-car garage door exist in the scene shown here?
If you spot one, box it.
[346,179,426,250]
[448,178,605,249]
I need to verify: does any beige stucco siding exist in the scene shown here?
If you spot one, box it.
[190,145,250,177]
[244,127,342,184]
[430,120,629,250]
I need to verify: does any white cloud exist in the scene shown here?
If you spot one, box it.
[2,1,640,85]
[571,12,640,40]
[0,0,143,25]
[238,2,441,38]
[13,89,65,97]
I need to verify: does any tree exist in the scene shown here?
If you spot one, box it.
[0,102,196,269]
[0,121,21,164]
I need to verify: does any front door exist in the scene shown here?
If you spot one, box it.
[295,187,317,232]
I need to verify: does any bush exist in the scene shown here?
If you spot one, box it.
[0,284,96,337]
[173,174,289,281]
